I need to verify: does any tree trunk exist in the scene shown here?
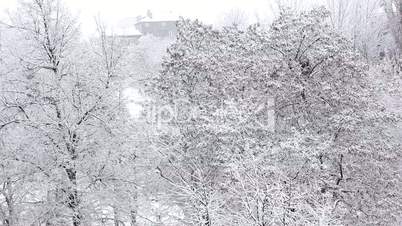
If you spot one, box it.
[113,207,120,226]
[202,209,211,226]
[130,191,138,226]
[65,166,81,226]
[4,197,14,226]
[66,157,82,226]
[64,130,81,226]
[2,179,16,226]
[398,0,402,54]
[386,0,402,55]
[130,209,137,226]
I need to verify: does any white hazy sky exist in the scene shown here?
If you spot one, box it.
[0,0,280,36]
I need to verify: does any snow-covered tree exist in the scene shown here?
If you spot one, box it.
[149,8,401,225]
[384,0,402,54]
[0,0,136,225]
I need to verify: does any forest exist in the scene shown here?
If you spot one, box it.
[0,0,401,225]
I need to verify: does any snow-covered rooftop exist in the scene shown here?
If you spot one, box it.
[137,17,178,23]
[135,12,180,24]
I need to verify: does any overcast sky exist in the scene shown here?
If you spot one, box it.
[0,0,283,36]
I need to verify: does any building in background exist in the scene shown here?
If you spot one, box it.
[135,18,177,38]
[115,10,178,41]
